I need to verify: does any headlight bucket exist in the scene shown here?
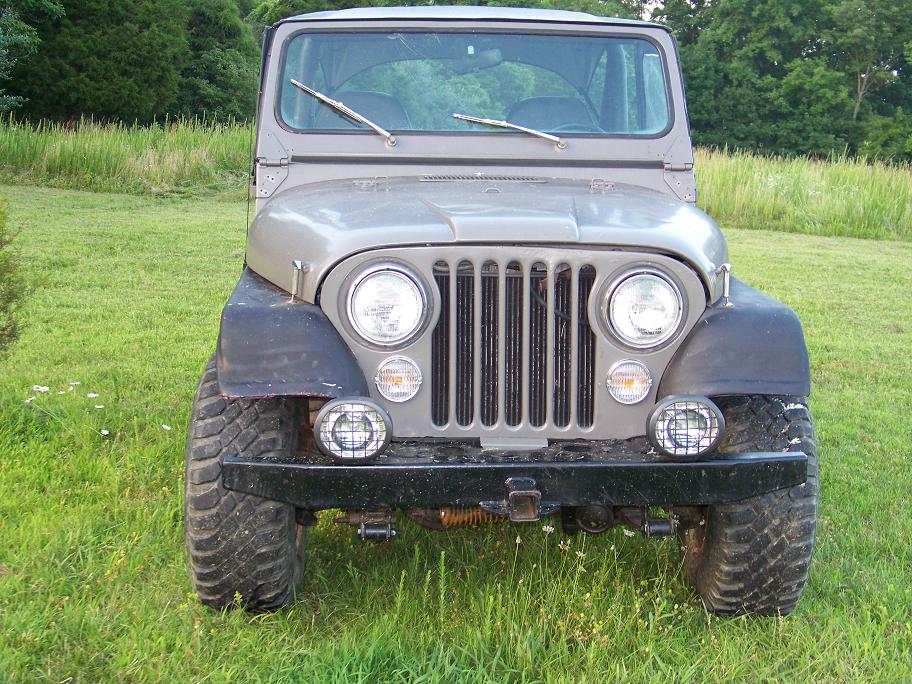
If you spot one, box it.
[603,268,684,349]
[346,263,429,347]
[647,395,724,458]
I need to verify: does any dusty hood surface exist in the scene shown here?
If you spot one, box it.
[246,176,728,302]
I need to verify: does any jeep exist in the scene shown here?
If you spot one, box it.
[184,6,818,616]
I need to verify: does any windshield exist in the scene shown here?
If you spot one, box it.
[279,31,671,137]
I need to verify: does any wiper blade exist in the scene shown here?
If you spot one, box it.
[290,79,397,147]
[453,113,566,149]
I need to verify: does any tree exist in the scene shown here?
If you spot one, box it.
[0,0,62,112]
[177,0,259,120]
[9,0,189,123]
[825,0,912,120]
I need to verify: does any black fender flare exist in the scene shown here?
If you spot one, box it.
[216,268,369,399]
[658,278,811,398]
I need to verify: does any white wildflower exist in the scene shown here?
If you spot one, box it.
[623,529,636,537]
[94,404,104,409]
[100,429,110,436]
[161,424,172,431]
[86,392,99,398]
[542,525,555,534]
[24,396,36,403]
[559,540,570,551]
[57,390,66,395]
[68,381,81,387]
[33,385,50,393]
[576,551,585,559]
[515,535,522,546]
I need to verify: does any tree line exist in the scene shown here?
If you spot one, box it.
[1,0,910,160]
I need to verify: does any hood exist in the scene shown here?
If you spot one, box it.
[245,176,728,302]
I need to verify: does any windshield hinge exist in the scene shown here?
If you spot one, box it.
[254,157,290,199]
[663,161,693,172]
[257,157,289,168]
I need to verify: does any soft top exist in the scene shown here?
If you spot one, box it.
[280,5,666,31]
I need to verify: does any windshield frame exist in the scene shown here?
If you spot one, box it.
[273,27,676,141]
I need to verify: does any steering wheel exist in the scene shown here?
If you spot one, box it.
[550,123,604,133]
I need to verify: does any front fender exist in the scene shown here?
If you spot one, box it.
[658,278,811,398]
[216,268,369,399]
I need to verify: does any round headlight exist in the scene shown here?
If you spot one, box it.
[314,398,392,462]
[648,396,724,458]
[348,266,426,345]
[375,356,422,402]
[608,271,683,348]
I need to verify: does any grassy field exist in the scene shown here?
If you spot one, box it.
[1,118,911,241]
[0,185,910,682]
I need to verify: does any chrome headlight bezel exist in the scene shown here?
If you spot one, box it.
[601,267,686,350]
[345,262,430,348]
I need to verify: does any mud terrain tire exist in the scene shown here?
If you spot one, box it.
[184,355,305,610]
[680,395,818,616]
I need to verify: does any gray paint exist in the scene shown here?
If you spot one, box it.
[280,7,666,29]
[318,246,706,441]
[246,177,728,304]
[221,10,811,442]
[253,17,696,210]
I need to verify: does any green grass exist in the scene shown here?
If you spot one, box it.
[0,118,250,197]
[1,185,911,682]
[1,118,911,240]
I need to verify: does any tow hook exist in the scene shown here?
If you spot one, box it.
[480,477,559,522]
[334,510,398,541]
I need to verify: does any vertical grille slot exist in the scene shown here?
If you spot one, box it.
[429,255,596,432]
[480,261,499,426]
[553,264,573,427]
[431,261,450,426]
[529,262,548,427]
[504,261,523,426]
[455,261,474,426]
[577,266,597,428]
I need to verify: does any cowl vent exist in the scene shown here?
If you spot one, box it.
[419,174,547,183]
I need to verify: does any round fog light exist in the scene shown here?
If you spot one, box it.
[314,398,391,463]
[648,396,724,458]
[607,360,653,404]
[375,356,422,402]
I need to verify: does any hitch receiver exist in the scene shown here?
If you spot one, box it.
[481,477,559,522]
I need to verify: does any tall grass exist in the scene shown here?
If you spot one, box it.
[1,118,910,240]
[695,147,912,241]
[0,117,250,196]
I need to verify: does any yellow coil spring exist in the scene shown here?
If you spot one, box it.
[439,506,500,528]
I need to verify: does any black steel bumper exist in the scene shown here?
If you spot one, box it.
[222,449,808,510]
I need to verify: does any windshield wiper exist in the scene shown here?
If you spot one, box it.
[290,79,397,147]
[453,113,566,149]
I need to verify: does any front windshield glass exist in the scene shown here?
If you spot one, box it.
[279,31,671,136]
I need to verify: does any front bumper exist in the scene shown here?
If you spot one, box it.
[221,440,808,511]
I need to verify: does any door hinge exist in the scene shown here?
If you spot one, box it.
[663,161,693,172]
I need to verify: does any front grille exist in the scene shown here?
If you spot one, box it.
[431,259,596,430]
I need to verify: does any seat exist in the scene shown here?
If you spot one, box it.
[505,96,598,131]
[312,91,411,130]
